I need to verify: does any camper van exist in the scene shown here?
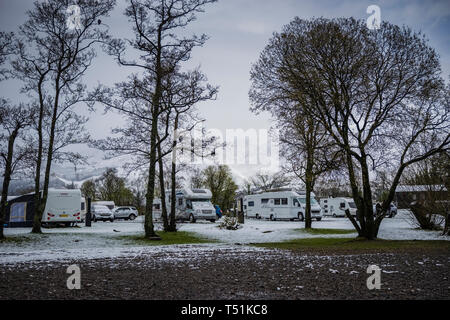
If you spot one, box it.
[42,189,82,226]
[162,188,217,223]
[320,197,357,217]
[152,198,162,221]
[244,189,323,221]
[92,201,115,210]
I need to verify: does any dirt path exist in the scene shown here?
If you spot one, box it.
[1,247,449,300]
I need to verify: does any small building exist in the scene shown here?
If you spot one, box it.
[395,185,448,209]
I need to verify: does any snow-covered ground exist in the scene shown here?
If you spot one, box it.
[1,210,448,265]
[181,210,449,243]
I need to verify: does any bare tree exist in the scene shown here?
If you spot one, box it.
[249,171,291,192]
[277,109,342,228]
[12,0,115,233]
[250,17,449,239]
[0,103,34,239]
[0,31,15,80]
[100,0,217,238]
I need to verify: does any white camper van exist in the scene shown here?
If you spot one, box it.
[42,189,82,226]
[92,201,115,210]
[152,198,162,221]
[244,189,323,221]
[320,197,357,217]
[167,188,217,223]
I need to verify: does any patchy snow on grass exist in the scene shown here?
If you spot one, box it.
[179,209,449,243]
[1,209,448,265]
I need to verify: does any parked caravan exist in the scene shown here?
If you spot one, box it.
[92,201,115,210]
[243,194,262,219]
[4,189,82,227]
[42,189,82,226]
[152,198,162,221]
[152,189,216,223]
[167,188,217,223]
[320,197,357,217]
[244,189,323,221]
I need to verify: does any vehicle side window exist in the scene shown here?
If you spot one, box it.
[81,202,85,210]
[178,198,183,206]
[324,205,328,208]
[281,198,288,205]
[293,199,298,207]
[340,202,346,209]
[261,199,268,204]
[153,204,160,210]
[324,200,327,203]
[248,201,254,207]
[274,199,280,205]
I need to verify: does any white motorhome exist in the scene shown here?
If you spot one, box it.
[92,201,115,210]
[244,189,323,221]
[42,189,82,226]
[320,197,357,217]
[154,189,217,223]
[152,198,162,221]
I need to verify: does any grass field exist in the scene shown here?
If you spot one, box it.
[253,237,450,253]
[120,231,215,246]
[295,228,356,235]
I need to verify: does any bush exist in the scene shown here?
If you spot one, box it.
[218,213,241,230]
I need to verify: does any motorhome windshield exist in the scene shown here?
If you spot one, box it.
[298,198,318,205]
[349,202,356,208]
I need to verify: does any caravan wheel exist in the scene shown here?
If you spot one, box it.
[298,213,304,221]
[270,214,275,221]
[189,214,196,223]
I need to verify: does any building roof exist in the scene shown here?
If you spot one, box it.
[396,185,447,192]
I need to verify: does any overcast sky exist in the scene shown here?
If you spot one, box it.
[1,0,449,182]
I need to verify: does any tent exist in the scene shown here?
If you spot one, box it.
[3,193,36,228]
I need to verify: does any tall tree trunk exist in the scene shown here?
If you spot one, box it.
[143,29,164,239]
[31,78,46,234]
[157,140,169,231]
[168,115,179,232]
[144,112,159,238]
[360,154,375,239]
[344,142,364,238]
[0,130,19,239]
[33,83,61,233]
[304,149,314,229]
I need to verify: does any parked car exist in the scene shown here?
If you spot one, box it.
[92,205,114,222]
[372,203,398,218]
[113,206,138,221]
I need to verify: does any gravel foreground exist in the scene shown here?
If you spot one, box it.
[0,246,449,300]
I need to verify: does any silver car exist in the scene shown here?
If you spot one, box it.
[113,206,138,221]
[92,205,114,222]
